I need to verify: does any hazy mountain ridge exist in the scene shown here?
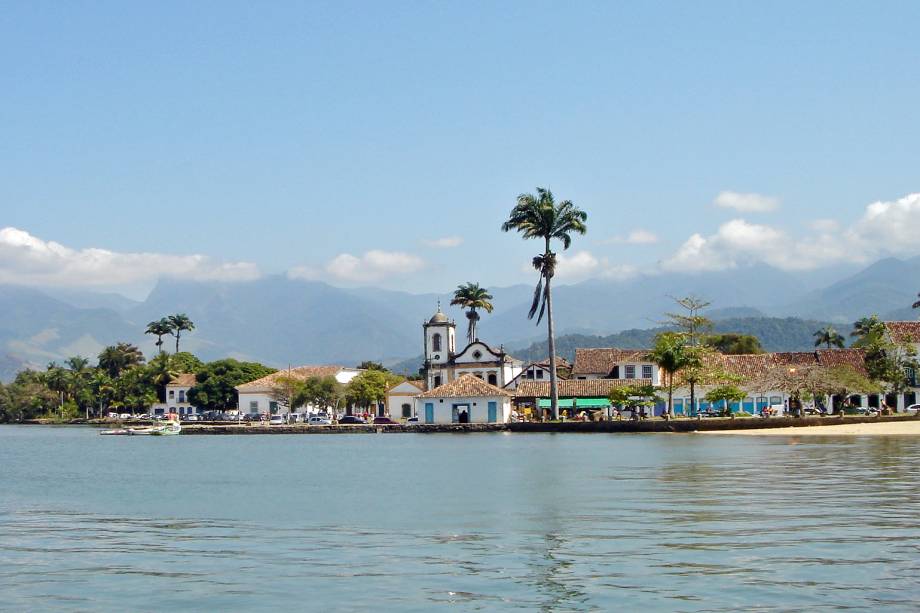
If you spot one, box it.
[0,256,917,381]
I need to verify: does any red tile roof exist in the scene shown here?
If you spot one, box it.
[418,374,512,398]
[168,373,197,387]
[236,365,349,392]
[885,321,920,344]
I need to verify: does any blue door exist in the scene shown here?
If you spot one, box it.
[424,403,434,424]
[487,401,497,423]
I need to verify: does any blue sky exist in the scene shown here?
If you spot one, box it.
[2,1,919,297]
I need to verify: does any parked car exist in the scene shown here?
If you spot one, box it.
[288,413,303,423]
[137,413,149,419]
[269,414,286,425]
[373,417,398,425]
[183,414,198,421]
[308,416,332,425]
[905,404,920,415]
[119,413,131,420]
[406,416,419,424]
[338,415,366,424]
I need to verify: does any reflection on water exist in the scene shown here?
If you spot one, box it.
[1,427,919,611]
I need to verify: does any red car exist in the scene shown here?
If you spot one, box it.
[373,417,398,425]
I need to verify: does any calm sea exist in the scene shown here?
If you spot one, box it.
[1,426,919,611]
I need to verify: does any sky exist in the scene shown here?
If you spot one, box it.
[2,1,919,298]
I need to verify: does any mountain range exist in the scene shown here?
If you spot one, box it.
[0,256,918,381]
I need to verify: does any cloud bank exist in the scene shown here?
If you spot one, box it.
[0,227,260,287]
[289,250,425,283]
[713,191,780,213]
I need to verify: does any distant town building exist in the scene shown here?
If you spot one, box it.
[235,365,362,416]
[151,373,199,417]
[415,374,512,424]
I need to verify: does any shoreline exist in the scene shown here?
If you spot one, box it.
[11,414,920,435]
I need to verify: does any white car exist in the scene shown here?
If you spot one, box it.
[905,404,920,415]
[269,414,286,425]
[308,416,332,425]
[184,414,199,421]
[119,413,131,420]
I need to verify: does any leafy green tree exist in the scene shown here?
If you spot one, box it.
[0,371,57,422]
[813,325,845,349]
[98,342,145,378]
[167,313,195,353]
[145,318,173,353]
[450,282,495,343]
[270,375,303,415]
[608,383,660,419]
[850,315,886,347]
[345,370,400,412]
[89,371,116,417]
[147,353,179,402]
[296,376,345,414]
[704,384,747,417]
[187,359,276,412]
[706,333,764,354]
[356,361,388,372]
[646,333,692,417]
[664,296,713,413]
[170,352,204,374]
[502,187,587,420]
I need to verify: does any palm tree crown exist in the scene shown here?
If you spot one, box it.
[502,187,587,421]
[168,314,195,353]
[450,282,494,343]
[97,342,145,378]
[145,318,173,353]
[813,325,845,349]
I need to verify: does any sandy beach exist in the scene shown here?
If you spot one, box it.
[704,419,920,436]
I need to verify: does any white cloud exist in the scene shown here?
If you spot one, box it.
[521,250,638,283]
[713,191,780,213]
[0,227,260,287]
[421,236,463,248]
[289,249,425,283]
[662,192,920,273]
[605,229,659,245]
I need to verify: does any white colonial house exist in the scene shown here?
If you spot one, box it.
[235,365,363,416]
[151,373,200,416]
[415,374,513,424]
[504,357,571,390]
[422,307,523,390]
[571,348,661,386]
[386,379,426,420]
[883,321,920,410]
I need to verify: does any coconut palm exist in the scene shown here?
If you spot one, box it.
[646,333,691,418]
[97,342,145,378]
[450,282,495,344]
[147,353,179,403]
[168,314,195,353]
[501,187,587,420]
[813,325,845,349]
[145,318,173,353]
[850,315,885,347]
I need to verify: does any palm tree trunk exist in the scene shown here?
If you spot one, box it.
[175,333,180,353]
[668,372,674,418]
[690,381,696,418]
[545,241,559,421]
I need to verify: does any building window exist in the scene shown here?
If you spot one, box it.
[168,390,175,399]
[625,365,636,379]
[526,370,534,379]
[401,403,411,418]
[178,390,185,403]
[432,333,442,352]
[269,401,278,414]
[612,366,620,378]
[642,365,653,379]
[249,401,259,413]
[433,375,442,387]
[488,373,497,386]
[906,366,916,387]
[536,370,544,380]
[472,350,483,360]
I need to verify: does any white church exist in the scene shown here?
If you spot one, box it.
[387,306,524,423]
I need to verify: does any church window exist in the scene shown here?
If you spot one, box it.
[472,350,483,360]
[432,333,442,352]
[488,373,497,386]
[433,375,442,387]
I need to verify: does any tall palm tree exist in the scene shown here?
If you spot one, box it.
[98,342,145,378]
[450,282,495,344]
[168,314,195,353]
[502,187,587,420]
[813,325,845,349]
[145,318,173,353]
[850,315,885,348]
[646,333,690,418]
[147,353,179,403]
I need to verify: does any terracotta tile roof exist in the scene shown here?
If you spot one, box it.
[815,348,868,376]
[514,379,653,398]
[572,348,650,375]
[418,374,512,398]
[534,356,571,368]
[388,379,427,393]
[168,373,197,387]
[885,321,920,344]
[236,365,348,392]
[672,349,868,386]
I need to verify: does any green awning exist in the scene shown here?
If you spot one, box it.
[538,398,610,409]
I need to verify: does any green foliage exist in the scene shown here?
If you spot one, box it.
[167,313,195,353]
[295,376,345,412]
[98,342,145,378]
[704,384,747,406]
[0,370,58,422]
[346,370,402,408]
[145,317,173,352]
[451,282,495,342]
[813,325,845,349]
[705,333,764,355]
[356,361,388,372]
[188,359,276,412]
[170,352,204,374]
[608,383,660,408]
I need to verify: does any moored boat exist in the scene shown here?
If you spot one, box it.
[100,414,181,436]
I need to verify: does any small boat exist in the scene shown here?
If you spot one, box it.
[100,414,182,436]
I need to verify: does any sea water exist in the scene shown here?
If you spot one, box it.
[1,426,919,611]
